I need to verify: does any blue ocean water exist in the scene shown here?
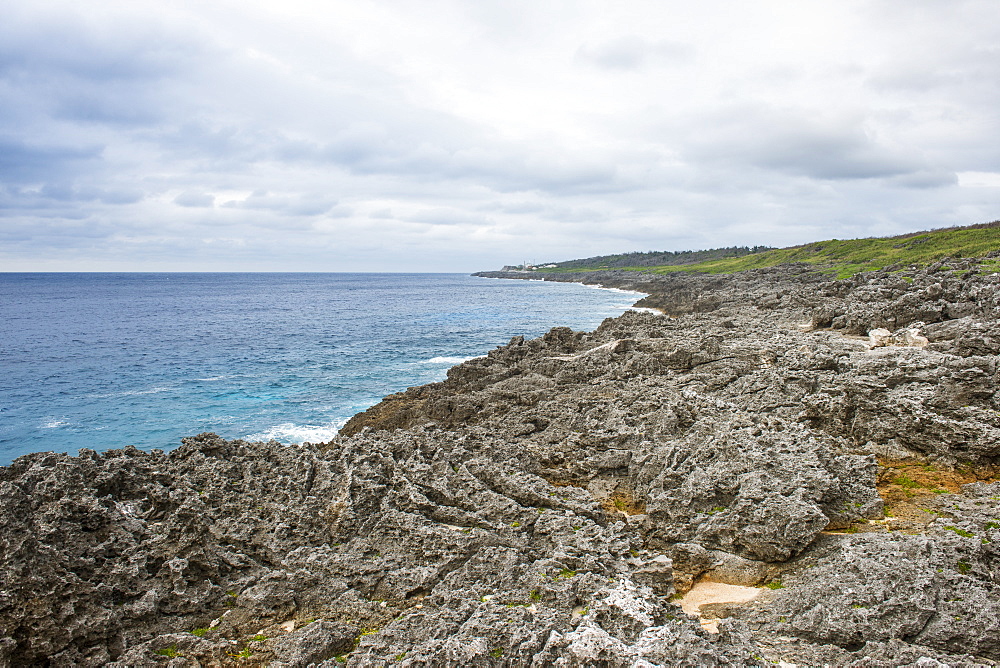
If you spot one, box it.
[0,273,644,465]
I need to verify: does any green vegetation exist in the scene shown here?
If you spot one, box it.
[155,645,181,658]
[945,525,975,538]
[489,647,504,659]
[190,628,209,637]
[764,580,785,590]
[249,634,268,642]
[542,246,773,271]
[534,221,1000,280]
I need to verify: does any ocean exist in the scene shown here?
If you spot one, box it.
[0,273,644,465]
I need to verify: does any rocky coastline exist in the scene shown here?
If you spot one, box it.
[3,258,1000,666]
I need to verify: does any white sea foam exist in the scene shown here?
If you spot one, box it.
[563,281,648,300]
[423,355,483,364]
[91,386,172,399]
[584,284,648,297]
[244,419,349,445]
[40,419,68,429]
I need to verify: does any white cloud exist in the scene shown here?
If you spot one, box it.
[958,172,1000,188]
[1,0,999,271]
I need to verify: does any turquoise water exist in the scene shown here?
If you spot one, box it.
[0,273,643,464]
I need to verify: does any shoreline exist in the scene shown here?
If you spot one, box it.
[1,274,638,466]
[3,260,1000,666]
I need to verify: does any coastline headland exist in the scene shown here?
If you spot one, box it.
[3,254,1000,665]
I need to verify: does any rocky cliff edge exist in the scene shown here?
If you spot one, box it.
[3,258,1000,666]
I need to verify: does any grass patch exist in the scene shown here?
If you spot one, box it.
[894,475,922,490]
[535,222,1000,280]
[155,645,181,658]
[599,492,646,516]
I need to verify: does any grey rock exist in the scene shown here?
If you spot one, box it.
[269,620,358,667]
[4,258,1000,665]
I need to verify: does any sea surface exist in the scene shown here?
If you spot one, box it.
[0,273,645,465]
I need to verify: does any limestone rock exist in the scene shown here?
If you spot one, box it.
[4,258,1000,665]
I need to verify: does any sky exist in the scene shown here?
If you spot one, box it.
[1,0,999,272]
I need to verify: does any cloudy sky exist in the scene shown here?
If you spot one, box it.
[2,0,999,271]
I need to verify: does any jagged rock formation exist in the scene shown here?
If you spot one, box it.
[2,257,999,666]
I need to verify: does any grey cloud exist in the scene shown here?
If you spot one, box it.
[678,106,924,181]
[0,14,204,82]
[407,208,491,227]
[886,170,958,189]
[0,139,103,183]
[272,126,626,198]
[0,9,210,130]
[174,191,215,208]
[20,183,144,205]
[323,205,354,219]
[92,188,144,205]
[865,69,962,93]
[487,201,545,215]
[155,122,275,165]
[575,35,694,70]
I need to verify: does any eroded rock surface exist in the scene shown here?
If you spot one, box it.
[3,257,1000,666]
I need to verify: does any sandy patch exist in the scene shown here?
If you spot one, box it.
[679,580,762,633]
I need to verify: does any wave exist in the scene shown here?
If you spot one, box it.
[90,386,172,399]
[583,284,648,297]
[243,419,349,444]
[39,419,68,429]
[423,355,484,364]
